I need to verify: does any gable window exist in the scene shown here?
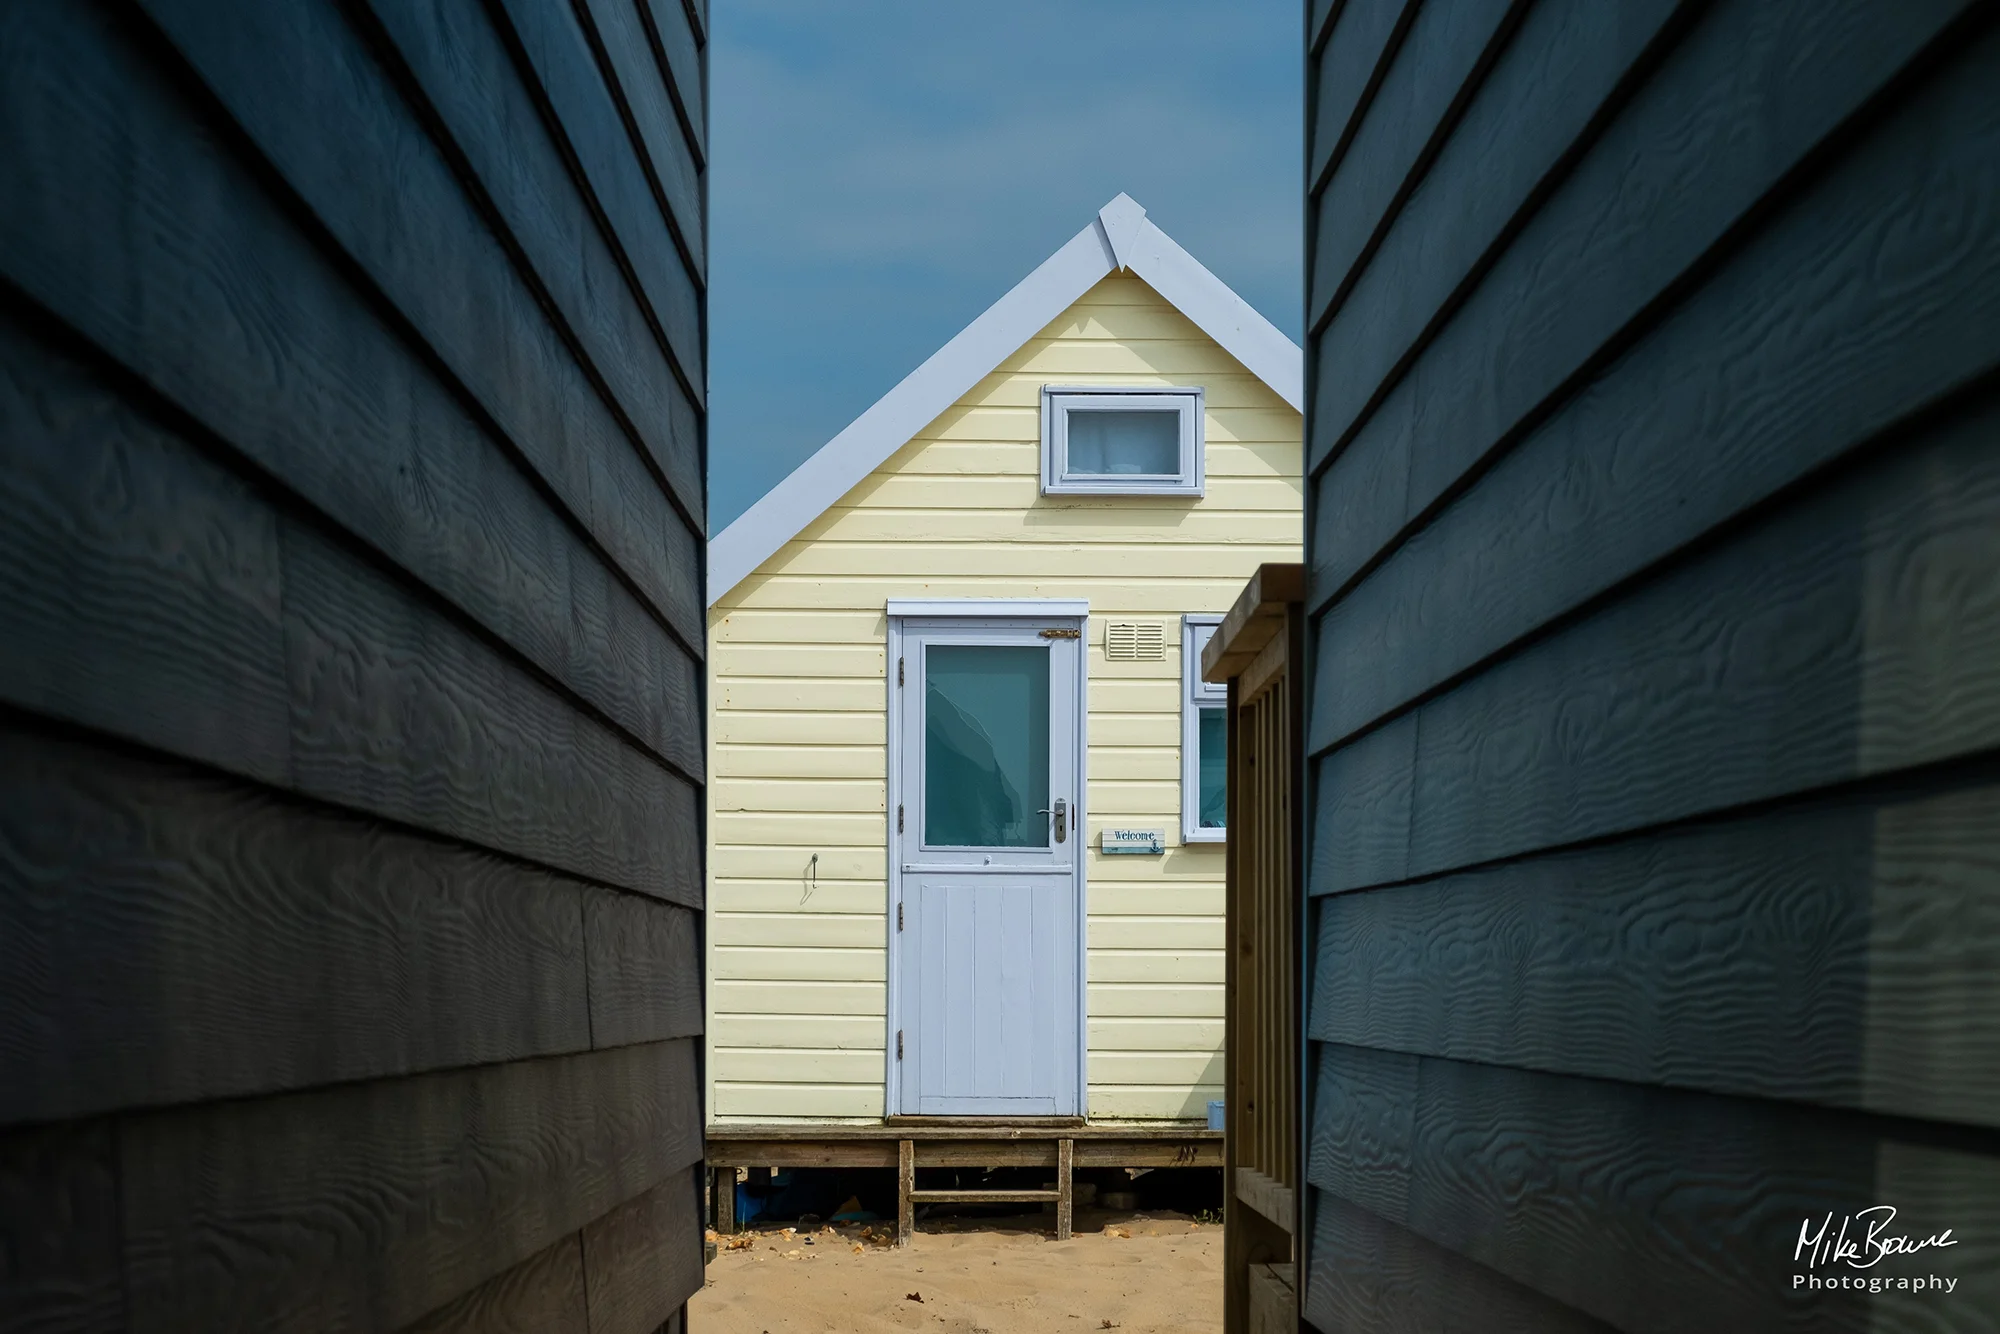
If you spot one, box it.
[1182,615,1226,843]
[1041,386,1204,496]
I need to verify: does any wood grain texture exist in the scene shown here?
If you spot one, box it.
[134,0,703,646]
[1306,0,1417,194]
[1317,389,2000,893]
[1311,25,2000,745]
[0,305,289,786]
[399,1233,589,1334]
[574,0,704,275]
[488,0,707,327]
[1312,0,1978,598]
[1307,1045,2000,1333]
[0,722,597,1127]
[1303,1190,1613,1334]
[579,1167,704,1334]
[584,891,702,1049]
[120,1039,701,1334]
[0,1123,122,1334]
[1308,714,1414,891]
[639,0,706,155]
[1306,0,1684,468]
[0,0,701,781]
[1312,776,2000,1130]
[283,523,701,905]
[1306,0,1519,326]
[357,0,702,525]
[0,268,700,899]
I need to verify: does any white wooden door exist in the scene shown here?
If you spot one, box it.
[890,615,1083,1116]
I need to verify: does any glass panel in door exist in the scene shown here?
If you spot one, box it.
[923,644,1050,848]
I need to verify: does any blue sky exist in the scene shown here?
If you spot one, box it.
[706,0,1304,531]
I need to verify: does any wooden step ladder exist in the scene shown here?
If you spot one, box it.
[898,1137,1073,1244]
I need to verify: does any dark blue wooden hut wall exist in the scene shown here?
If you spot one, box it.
[1301,0,2000,1328]
[0,0,706,1329]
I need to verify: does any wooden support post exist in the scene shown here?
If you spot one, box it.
[897,1138,915,1247]
[713,1165,735,1235]
[1056,1137,1074,1241]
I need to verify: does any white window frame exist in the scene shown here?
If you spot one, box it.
[1041,385,1205,496]
[1182,614,1227,844]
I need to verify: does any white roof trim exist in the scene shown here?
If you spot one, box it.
[887,598,1090,619]
[709,194,1302,604]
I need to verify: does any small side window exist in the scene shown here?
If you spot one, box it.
[1042,386,1204,496]
[1182,615,1226,843]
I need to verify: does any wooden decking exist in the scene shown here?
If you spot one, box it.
[706,1122,1223,1245]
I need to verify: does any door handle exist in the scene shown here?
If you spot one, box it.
[1037,798,1068,843]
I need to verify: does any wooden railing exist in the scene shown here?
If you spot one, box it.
[1201,564,1305,1334]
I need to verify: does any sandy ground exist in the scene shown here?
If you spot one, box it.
[690,1212,1221,1334]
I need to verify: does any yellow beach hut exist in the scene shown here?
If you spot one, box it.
[706,194,1302,1140]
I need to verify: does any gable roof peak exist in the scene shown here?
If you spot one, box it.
[1095,193,1148,269]
[709,195,1303,604]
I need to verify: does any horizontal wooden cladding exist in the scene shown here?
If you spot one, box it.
[727,576,1285,617]
[711,1083,881,1119]
[573,0,704,269]
[1304,1191,1614,1334]
[1310,0,1978,552]
[357,0,703,522]
[710,980,884,1016]
[132,0,704,639]
[0,30,703,773]
[1311,23,2000,740]
[1312,775,2000,1132]
[1002,339,1276,381]
[1091,1086,1223,1121]
[287,523,700,903]
[0,303,699,902]
[638,0,705,155]
[1307,0,1679,396]
[1089,984,1224,1019]
[0,1122,123,1331]
[1307,0,1417,193]
[712,946,883,983]
[954,373,1290,415]
[490,0,705,295]
[887,443,1298,482]
[401,1231,590,1334]
[577,1169,704,1334]
[831,472,1304,515]
[1311,390,2000,893]
[584,890,703,1050]
[763,544,1304,585]
[116,1040,700,1332]
[1306,0,1520,324]
[0,722,700,1128]
[1306,1044,2000,1330]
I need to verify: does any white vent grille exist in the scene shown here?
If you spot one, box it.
[1106,621,1166,661]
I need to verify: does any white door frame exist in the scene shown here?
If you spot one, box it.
[883,598,1090,1117]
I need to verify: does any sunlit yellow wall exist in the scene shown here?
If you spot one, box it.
[707,273,1302,1122]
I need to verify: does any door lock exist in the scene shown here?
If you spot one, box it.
[1038,798,1068,843]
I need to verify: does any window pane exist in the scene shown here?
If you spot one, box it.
[1197,705,1226,829]
[925,645,1050,847]
[1067,408,1179,476]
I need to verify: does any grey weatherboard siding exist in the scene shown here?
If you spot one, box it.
[1302,0,2000,1330]
[0,0,706,1329]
